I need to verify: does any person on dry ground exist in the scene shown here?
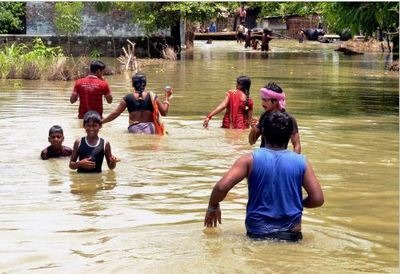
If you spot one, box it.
[70,60,112,119]
[204,111,324,242]
[40,125,72,160]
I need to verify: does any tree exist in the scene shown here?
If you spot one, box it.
[54,2,84,55]
[321,2,399,56]
[0,2,25,34]
[100,2,227,53]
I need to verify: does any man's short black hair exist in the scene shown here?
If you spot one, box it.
[262,111,293,148]
[90,60,106,73]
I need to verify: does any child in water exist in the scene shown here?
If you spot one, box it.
[41,125,72,160]
[69,111,119,173]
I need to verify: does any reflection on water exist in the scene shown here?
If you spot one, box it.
[0,40,398,272]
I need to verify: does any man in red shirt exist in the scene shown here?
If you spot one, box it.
[70,60,113,119]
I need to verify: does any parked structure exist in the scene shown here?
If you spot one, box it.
[261,14,321,38]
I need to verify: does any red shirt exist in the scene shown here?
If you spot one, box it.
[72,75,111,118]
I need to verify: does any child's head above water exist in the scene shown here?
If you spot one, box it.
[48,125,64,136]
[83,111,102,127]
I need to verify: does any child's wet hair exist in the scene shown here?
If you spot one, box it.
[265,81,283,93]
[90,60,106,73]
[49,125,63,136]
[83,111,102,126]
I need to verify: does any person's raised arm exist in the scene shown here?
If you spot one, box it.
[302,160,324,208]
[203,94,230,128]
[102,100,127,124]
[156,88,173,116]
[204,153,252,227]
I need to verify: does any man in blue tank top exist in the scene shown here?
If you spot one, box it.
[204,111,324,242]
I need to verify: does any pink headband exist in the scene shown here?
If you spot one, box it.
[260,88,286,110]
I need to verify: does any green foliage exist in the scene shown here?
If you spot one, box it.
[0,38,65,79]
[54,2,84,36]
[89,49,102,59]
[0,2,25,34]
[321,2,399,36]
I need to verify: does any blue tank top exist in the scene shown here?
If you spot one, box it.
[246,148,306,235]
[77,137,105,173]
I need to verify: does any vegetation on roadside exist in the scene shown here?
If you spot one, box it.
[0,2,25,34]
[0,38,117,80]
[54,2,84,55]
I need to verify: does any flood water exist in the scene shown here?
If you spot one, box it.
[0,40,398,273]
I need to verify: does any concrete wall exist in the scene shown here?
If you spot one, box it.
[0,35,177,58]
[26,2,169,37]
[21,2,180,57]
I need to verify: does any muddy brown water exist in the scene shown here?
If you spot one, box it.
[0,40,398,273]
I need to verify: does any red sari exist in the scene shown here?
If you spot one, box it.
[222,89,253,129]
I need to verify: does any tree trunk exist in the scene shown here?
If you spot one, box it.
[170,16,181,59]
[392,33,399,61]
[185,20,195,49]
[147,36,151,58]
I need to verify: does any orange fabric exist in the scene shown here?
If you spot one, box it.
[150,92,165,135]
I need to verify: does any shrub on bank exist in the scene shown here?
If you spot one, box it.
[0,38,120,80]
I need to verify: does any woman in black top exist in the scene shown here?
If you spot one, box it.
[102,73,172,135]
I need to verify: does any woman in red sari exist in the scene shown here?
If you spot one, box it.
[203,76,253,129]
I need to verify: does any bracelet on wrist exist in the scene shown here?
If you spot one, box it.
[207,204,220,213]
[163,101,170,106]
[206,115,212,120]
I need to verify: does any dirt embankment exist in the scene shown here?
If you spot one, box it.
[339,39,398,71]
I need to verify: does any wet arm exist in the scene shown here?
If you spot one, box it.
[248,125,261,145]
[208,154,251,208]
[40,148,48,160]
[105,94,113,104]
[69,139,80,170]
[302,160,324,208]
[70,92,78,104]
[102,100,126,124]
[156,91,173,116]
[207,95,229,119]
[105,141,118,170]
[291,132,301,154]
[205,154,252,227]
[203,95,229,128]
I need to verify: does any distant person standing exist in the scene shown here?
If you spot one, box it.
[261,29,273,51]
[244,29,252,48]
[209,22,217,33]
[298,29,306,43]
[239,6,247,26]
[70,60,113,119]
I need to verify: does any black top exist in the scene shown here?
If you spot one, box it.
[123,93,153,113]
[77,137,105,173]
